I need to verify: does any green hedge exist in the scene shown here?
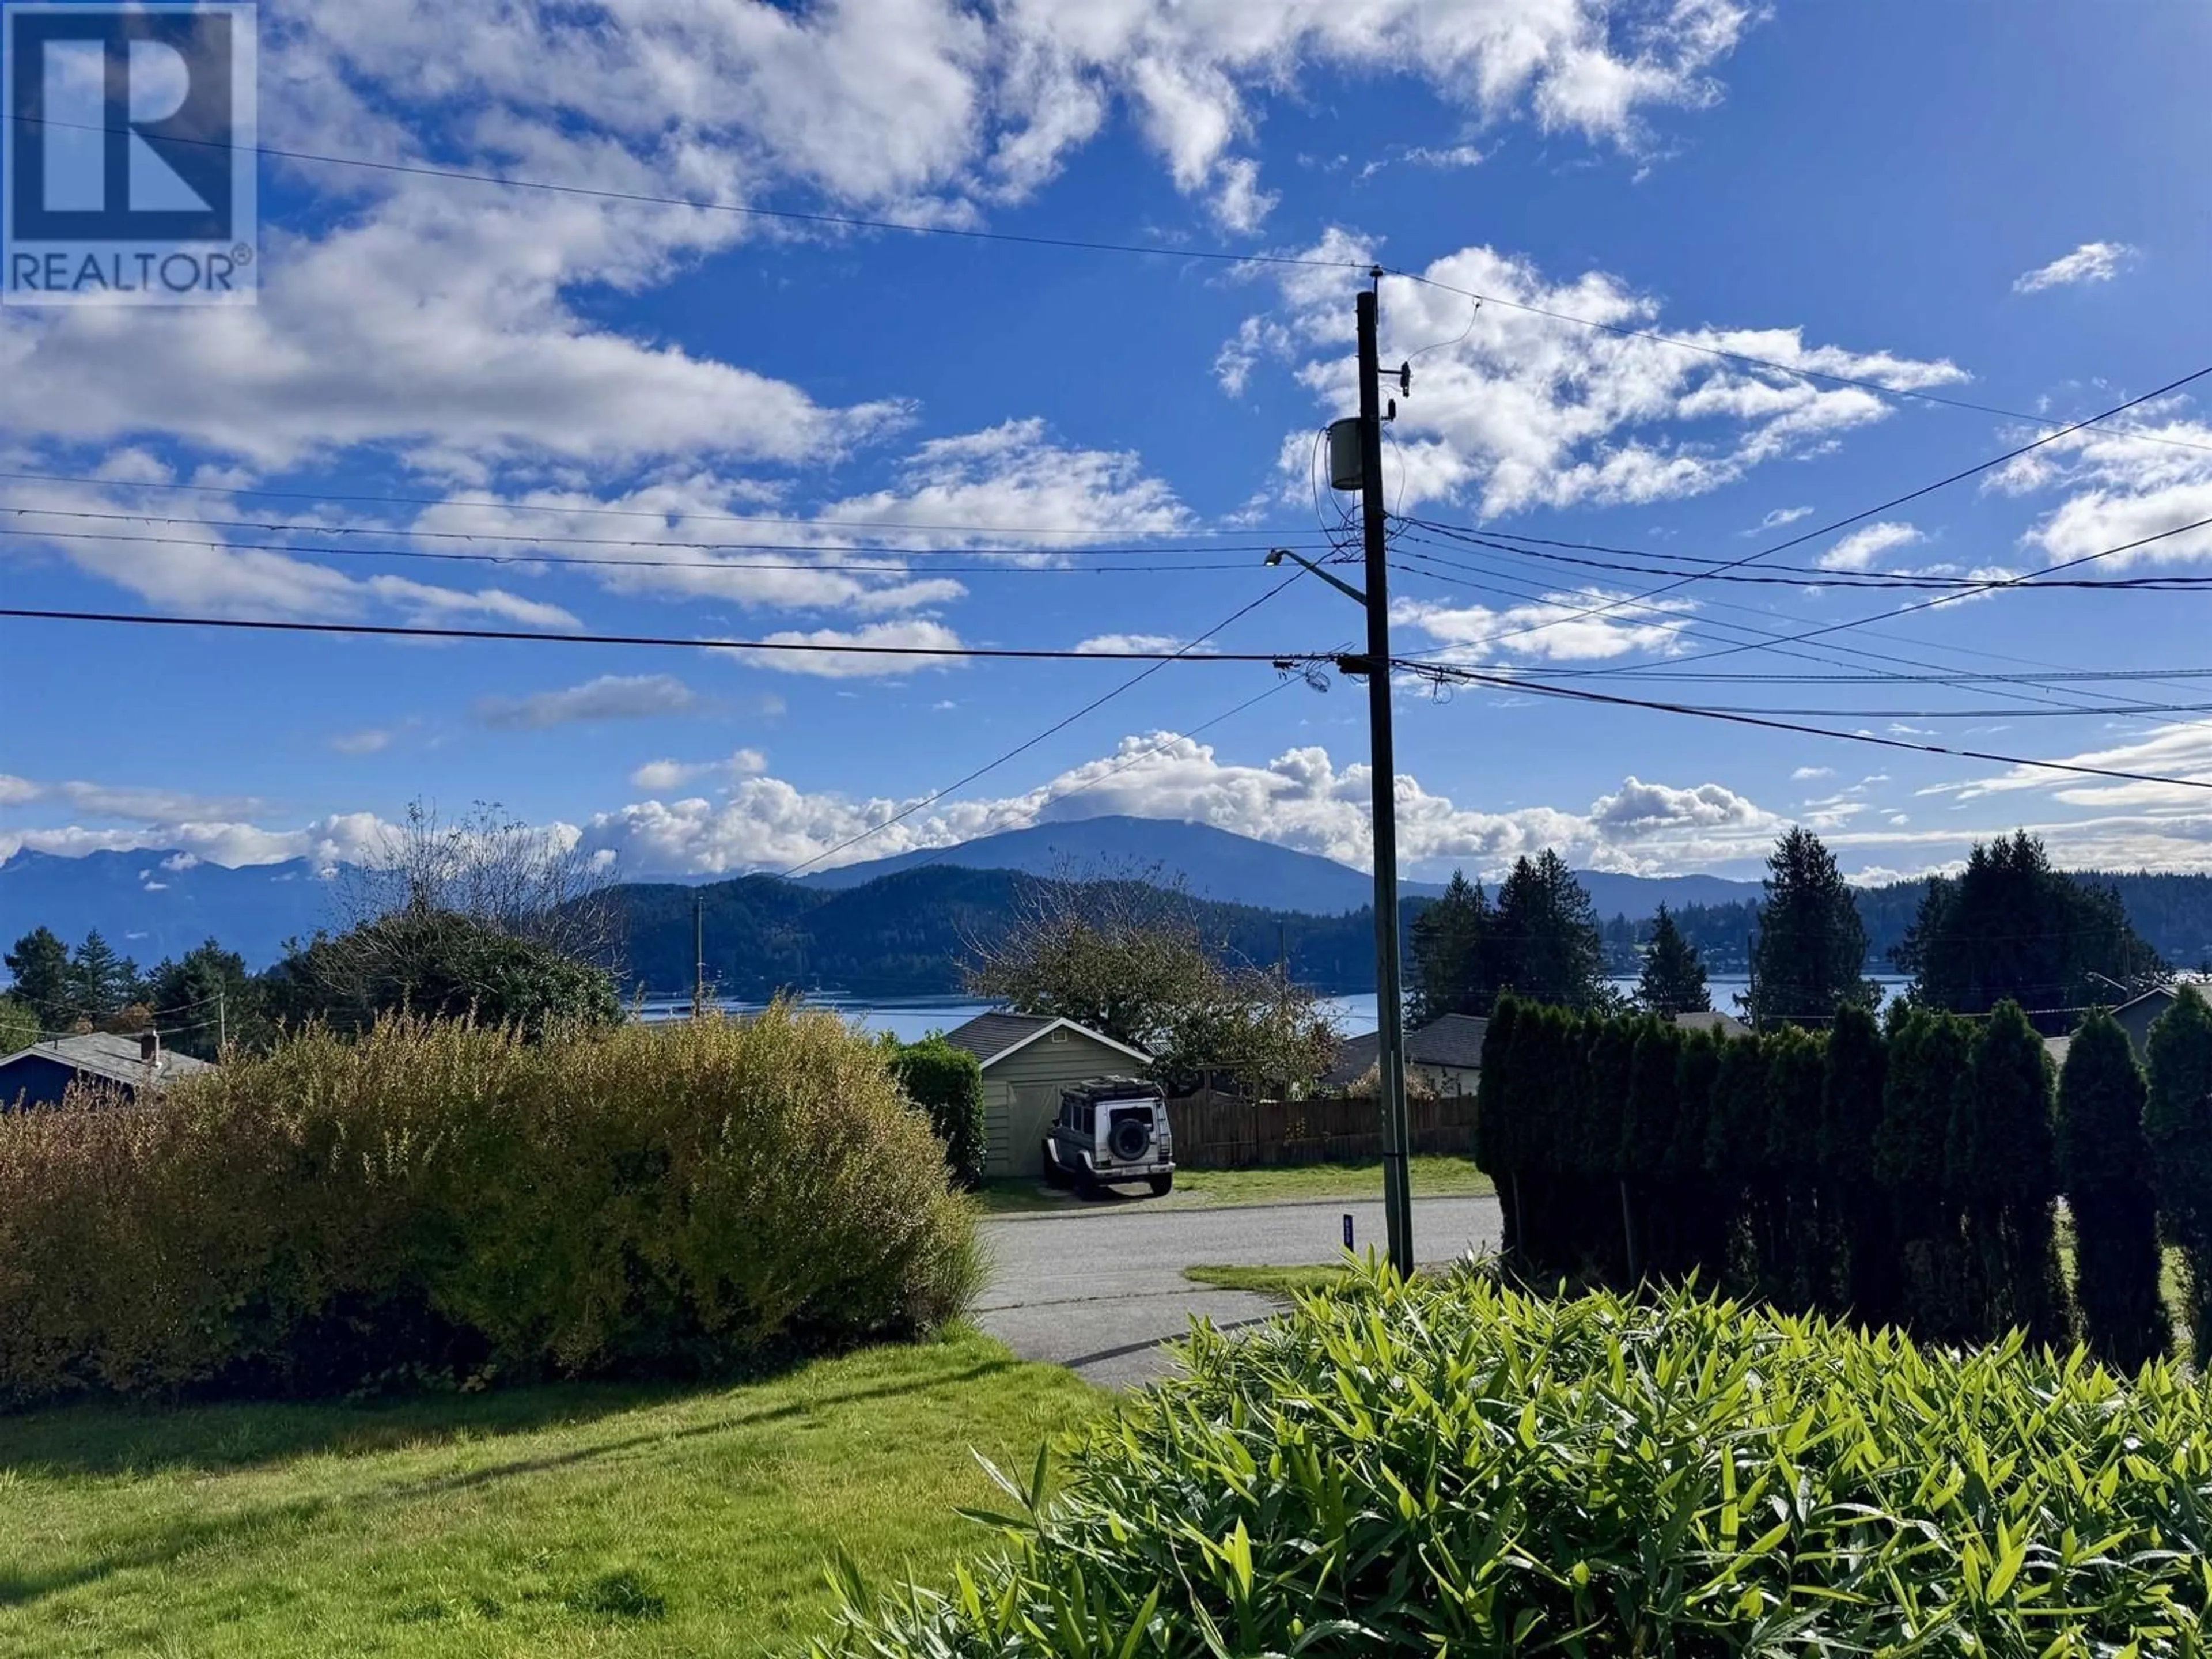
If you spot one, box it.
[820,1269,2212,1657]
[0,1006,979,1404]
[890,1036,988,1190]
[1474,991,2212,1359]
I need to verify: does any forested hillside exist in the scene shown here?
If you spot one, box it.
[620,863,2212,999]
[616,866,1393,998]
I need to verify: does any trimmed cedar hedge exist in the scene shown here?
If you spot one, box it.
[1475,987,2212,1364]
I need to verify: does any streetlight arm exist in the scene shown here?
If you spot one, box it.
[1266,547,1369,608]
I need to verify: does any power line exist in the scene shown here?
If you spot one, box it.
[0,470,1328,541]
[0,505,1334,559]
[0,524,1272,578]
[0,607,1324,665]
[1603,509,2212,678]
[773,573,1313,880]
[1396,517,2212,592]
[1392,365,2212,662]
[1380,546,2204,721]
[1395,659,2212,791]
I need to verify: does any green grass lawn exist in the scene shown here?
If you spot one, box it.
[978,1154,1493,1215]
[1181,1263,1358,1299]
[0,1332,1103,1658]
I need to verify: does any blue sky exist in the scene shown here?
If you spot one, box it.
[5,0,2212,886]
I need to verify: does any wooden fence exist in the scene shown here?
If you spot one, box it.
[1169,1093,1479,1169]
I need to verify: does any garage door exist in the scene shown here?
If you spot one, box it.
[1006,1082,1061,1179]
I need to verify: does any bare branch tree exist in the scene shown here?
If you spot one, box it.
[337,800,624,970]
[963,857,1338,1096]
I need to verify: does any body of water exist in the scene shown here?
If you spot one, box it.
[638,976,1907,1044]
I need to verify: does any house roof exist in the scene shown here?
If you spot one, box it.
[0,1032,214,1090]
[1406,1013,1490,1069]
[2113,984,2184,1021]
[1673,1010,1753,1039]
[1323,1013,1488,1088]
[1321,1031,1381,1089]
[940,1012,1150,1070]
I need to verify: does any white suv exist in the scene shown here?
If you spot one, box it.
[1041,1076,1174,1197]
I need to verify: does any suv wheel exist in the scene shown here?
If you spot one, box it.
[1147,1172,1174,1198]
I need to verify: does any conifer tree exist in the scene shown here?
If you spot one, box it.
[2145,987,2212,1363]
[1820,1003,1896,1326]
[1888,1010,1980,1339]
[1407,872,1493,1023]
[1636,904,1711,1017]
[1474,997,1524,1254]
[2059,1010,2166,1370]
[1953,1002,2065,1346]
[1749,828,1872,1028]
[1490,851,1609,1011]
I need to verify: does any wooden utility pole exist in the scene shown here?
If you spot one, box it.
[1357,272,1415,1278]
[693,893,708,1018]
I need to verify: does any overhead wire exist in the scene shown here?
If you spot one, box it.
[772,570,1316,880]
[0,607,1328,665]
[1393,659,2212,792]
[0,524,1277,578]
[1391,364,2212,666]
[1397,515,2212,592]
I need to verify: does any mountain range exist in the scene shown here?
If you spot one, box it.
[0,819,1766,972]
[800,817,1764,918]
[9,821,2212,994]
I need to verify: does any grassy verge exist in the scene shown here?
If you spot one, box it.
[1181,1263,1357,1300]
[978,1155,1493,1216]
[0,1332,1103,1658]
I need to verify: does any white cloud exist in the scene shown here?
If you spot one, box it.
[1817,520,1922,572]
[0,475,586,626]
[23,733,2212,884]
[331,729,394,756]
[1791,765,1834,781]
[722,619,968,679]
[1260,231,1965,517]
[1075,633,1195,655]
[1983,411,2212,577]
[629,749,770,793]
[1392,590,1692,661]
[2013,241,2138,295]
[0,813,399,871]
[582,734,1780,879]
[0,778,266,823]
[1751,505,1813,531]
[813,418,1190,552]
[475,674,704,730]
[1404,144,1484,168]
[1214,315,1296,399]
[1926,721,2212,811]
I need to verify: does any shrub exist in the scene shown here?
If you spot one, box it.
[1953,1002,2066,1346]
[2146,986,2212,1363]
[1820,1002,1895,1326]
[2058,1010,2167,1370]
[821,1269,2212,1658]
[0,1005,978,1405]
[890,1036,988,1189]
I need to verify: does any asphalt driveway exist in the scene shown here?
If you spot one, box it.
[976,1194,1503,1388]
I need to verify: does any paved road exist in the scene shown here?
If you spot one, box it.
[976,1195,1503,1388]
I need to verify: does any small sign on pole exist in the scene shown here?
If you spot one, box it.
[1342,1213,1354,1251]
